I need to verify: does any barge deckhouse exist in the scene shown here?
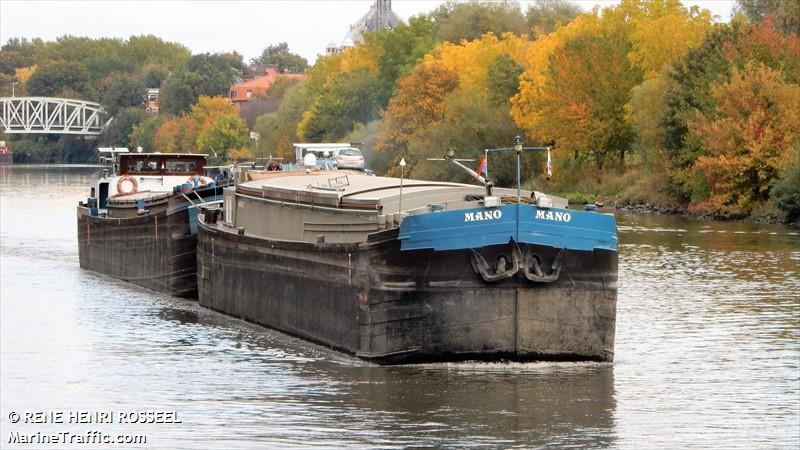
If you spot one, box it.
[77,150,228,297]
[197,143,618,364]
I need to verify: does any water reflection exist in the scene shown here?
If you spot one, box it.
[1,166,798,449]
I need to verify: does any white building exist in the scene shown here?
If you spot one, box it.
[326,0,403,54]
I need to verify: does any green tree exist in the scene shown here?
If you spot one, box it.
[123,35,191,70]
[160,53,244,115]
[429,1,528,43]
[141,65,169,88]
[101,107,146,146]
[404,90,526,185]
[253,81,314,160]
[84,54,134,81]
[772,154,800,222]
[367,15,437,105]
[99,73,146,115]
[486,53,524,105]
[298,68,382,141]
[1,38,41,67]
[525,0,582,36]
[26,60,94,99]
[261,76,301,99]
[130,115,163,151]
[0,50,29,75]
[250,42,309,73]
[735,0,800,35]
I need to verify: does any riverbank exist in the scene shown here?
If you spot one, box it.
[531,165,800,227]
[611,202,800,227]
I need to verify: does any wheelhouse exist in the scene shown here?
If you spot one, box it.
[119,153,207,176]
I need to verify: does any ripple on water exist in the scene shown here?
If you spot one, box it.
[1,168,798,449]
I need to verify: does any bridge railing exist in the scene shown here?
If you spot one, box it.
[0,97,109,135]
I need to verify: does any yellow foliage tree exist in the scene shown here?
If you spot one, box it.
[431,32,528,95]
[511,0,713,168]
[628,3,712,79]
[15,65,37,85]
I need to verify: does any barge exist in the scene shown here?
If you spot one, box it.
[197,142,618,364]
[77,151,228,297]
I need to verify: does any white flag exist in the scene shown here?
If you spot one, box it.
[546,148,552,179]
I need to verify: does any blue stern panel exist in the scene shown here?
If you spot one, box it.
[398,204,617,252]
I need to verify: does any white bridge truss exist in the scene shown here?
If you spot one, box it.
[0,97,110,135]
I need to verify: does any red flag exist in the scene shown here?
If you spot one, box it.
[477,155,487,177]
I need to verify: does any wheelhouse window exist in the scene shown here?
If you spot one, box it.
[126,157,161,174]
[122,156,204,175]
[165,160,199,173]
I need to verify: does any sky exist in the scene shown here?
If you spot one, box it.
[0,1,738,65]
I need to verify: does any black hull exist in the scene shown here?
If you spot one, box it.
[78,208,198,297]
[197,221,617,364]
[77,186,226,297]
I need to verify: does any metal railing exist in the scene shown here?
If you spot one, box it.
[0,97,110,135]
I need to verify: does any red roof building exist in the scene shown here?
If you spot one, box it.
[229,67,305,104]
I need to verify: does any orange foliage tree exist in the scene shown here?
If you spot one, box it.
[688,63,800,215]
[152,96,246,160]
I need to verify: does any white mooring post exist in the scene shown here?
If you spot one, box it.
[398,158,406,214]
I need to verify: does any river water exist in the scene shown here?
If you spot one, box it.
[1,165,798,449]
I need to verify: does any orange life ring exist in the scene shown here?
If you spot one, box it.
[116,175,138,195]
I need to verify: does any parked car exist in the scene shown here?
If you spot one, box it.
[335,148,365,170]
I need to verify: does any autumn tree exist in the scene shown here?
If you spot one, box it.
[152,96,247,159]
[378,62,459,167]
[662,18,799,204]
[687,63,800,215]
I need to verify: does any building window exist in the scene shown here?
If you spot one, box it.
[246,90,253,98]
[230,90,236,98]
